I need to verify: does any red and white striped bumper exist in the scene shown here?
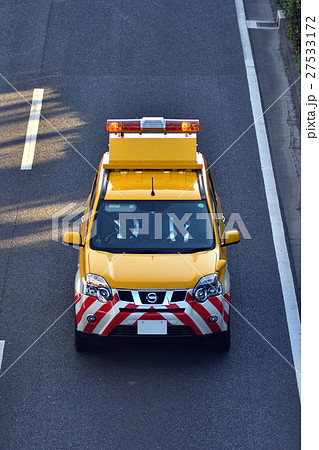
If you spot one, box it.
[75,291,230,337]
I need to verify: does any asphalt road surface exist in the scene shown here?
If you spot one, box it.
[0,1,300,449]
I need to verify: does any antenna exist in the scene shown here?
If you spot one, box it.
[151,177,155,196]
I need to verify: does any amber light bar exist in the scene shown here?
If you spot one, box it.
[165,120,200,133]
[107,120,140,133]
[106,117,200,133]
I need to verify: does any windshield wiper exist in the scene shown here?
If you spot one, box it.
[126,249,168,254]
[178,247,211,254]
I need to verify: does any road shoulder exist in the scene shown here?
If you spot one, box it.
[244,0,301,302]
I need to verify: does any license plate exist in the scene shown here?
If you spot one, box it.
[137,320,167,335]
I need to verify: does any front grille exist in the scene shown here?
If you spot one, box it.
[111,326,138,336]
[119,308,185,313]
[110,325,195,337]
[117,290,188,304]
[171,290,187,302]
[167,326,195,336]
[139,291,166,304]
[118,290,134,302]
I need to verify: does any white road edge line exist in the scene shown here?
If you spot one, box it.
[0,340,5,373]
[20,88,44,170]
[234,0,301,399]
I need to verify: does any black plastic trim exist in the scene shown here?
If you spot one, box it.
[99,170,108,199]
[198,171,206,200]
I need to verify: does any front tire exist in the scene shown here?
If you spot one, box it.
[214,322,231,351]
[75,328,92,352]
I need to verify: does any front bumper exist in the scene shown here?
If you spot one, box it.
[74,290,230,339]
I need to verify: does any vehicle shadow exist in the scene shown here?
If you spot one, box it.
[75,338,230,370]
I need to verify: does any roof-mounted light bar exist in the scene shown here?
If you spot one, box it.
[106,117,200,133]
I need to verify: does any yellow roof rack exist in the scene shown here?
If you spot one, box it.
[103,117,201,170]
[104,132,201,170]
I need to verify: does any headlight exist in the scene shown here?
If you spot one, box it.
[83,273,112,303]
[193,274,223,302]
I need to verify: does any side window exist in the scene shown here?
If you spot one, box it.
[89,172,98,210]
[208,171,220,233]
[84,172,98,241]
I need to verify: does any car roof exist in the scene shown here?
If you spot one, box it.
[104,169,202,200]
[100,126,207,201]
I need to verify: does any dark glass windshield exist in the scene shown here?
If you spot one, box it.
[90,200,215,254]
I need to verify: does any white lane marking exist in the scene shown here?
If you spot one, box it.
[0,341,5,373]
[20,88,44,170]
[0,303,74,380]
[234,0,301,399]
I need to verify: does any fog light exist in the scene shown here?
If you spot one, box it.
[87,315,97,323]
[209,315,218,323]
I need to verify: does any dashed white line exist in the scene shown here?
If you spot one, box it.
[20,88,44,170]
[0,340,5,373]
[234,0,301,399]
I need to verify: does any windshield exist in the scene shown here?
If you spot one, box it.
[90,200,215,254]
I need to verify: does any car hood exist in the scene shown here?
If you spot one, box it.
[87,249,218,289]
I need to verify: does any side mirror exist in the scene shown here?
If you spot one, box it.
[216,259,226,272]
[221,230,240,247]
[63,231,83,247]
